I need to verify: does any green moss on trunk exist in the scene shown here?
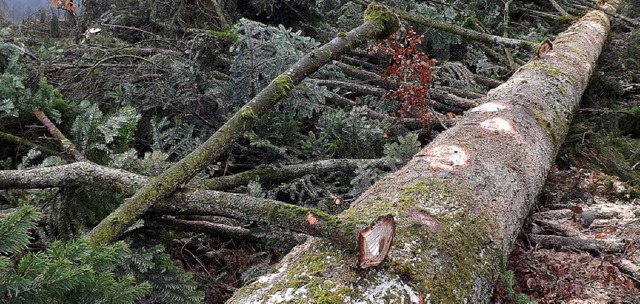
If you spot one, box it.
[363,2,400,39]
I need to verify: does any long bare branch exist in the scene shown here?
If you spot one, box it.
[351,0,538,50]
[0,161,372,250]
[85,3,401,245]
[0,162,147,194]
[198,158,391,190]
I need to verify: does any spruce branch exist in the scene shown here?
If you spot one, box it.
[549,0,571,16]
[0,161,392,254]
[0,206,41,255]
[85,3,401,246]
[155,190,390,254]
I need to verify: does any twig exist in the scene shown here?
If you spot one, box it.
[82,54,157,81]
[549,0,570,16]
[569,2,640,28]
[533,219,582,237]
[0,131,62,156]
[198,158,391,190]
[528,234,626,253]
[616,259,640,283]
[150,218,252,238]
[340,56,381,71]
[101,23,163,39]
[32,108,84,160]
[473,75,504,88]
[502,0,517,69]
[429,88,479,112]
[312,78,385,96]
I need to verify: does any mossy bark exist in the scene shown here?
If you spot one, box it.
[198,158,390,190]
[352,0,538,50]
[85,3,400,246]
[154,190,365,250]
[0,161,364,247]
[228,2,623,303]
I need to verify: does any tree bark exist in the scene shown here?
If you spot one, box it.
[351,0,538,51]
[84,3,400,246]
[227,2,622,303]
[198,158,391,190]
[528,234,626,253]
[0,161,368,248]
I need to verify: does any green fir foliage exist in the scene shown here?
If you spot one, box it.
[0,57,203,303]
[228,19,319,109]
[1,241,150,304]
[0,206,203,304]
[278,81,329,119]
[31,76,70,124]
[305,106,389,158]
[150,116,202,160]
[247,179,266,198]
[349,162,387,196]
[123,245,205,304]
[384,132,421,165]
[0,55,29,124]
[0,206,40,255]
[45,187,124,240]
[402,1,464,59]
[71,101,140,164]
[0,58,72,125]
[622,1,640,18]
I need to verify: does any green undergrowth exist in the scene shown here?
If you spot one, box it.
[560,107,640,196]
[499,270,537,304]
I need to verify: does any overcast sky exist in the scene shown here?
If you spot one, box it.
[3,0,79,21]
[7,0,50,12]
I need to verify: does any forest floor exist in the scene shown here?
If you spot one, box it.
[494,22,640,304]
[494,167,640,303]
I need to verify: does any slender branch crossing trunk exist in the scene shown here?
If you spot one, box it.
[228,2,623,303]
[84,3,400,245]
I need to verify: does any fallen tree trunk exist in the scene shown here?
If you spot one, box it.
[228,2,622,303]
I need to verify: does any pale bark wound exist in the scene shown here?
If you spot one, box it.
[357,214,395,268]
[536,39,554,58]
